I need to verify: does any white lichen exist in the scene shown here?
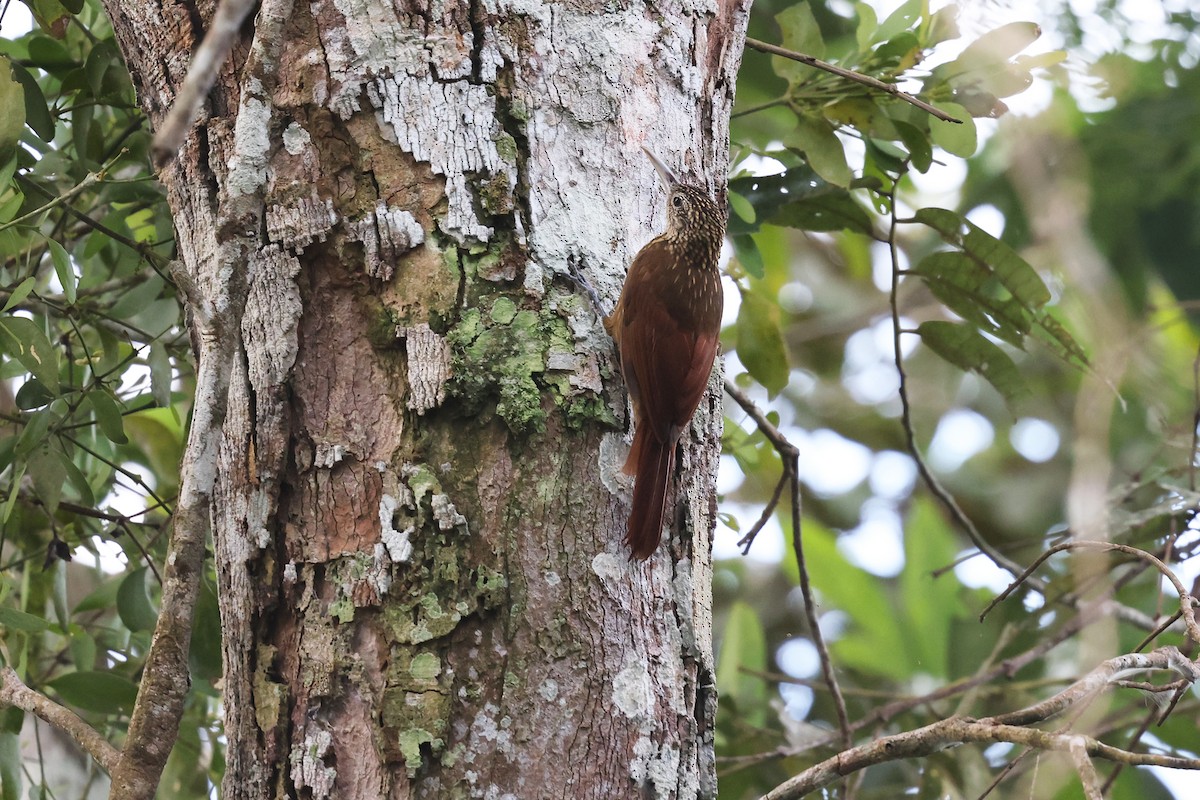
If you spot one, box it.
[226,81,273,197]
[314,443,348,468]
[379,493,413,563]
[431,494,467,531]
[612,658,653,720]
[290,727,337,798]
[282,121,312,155]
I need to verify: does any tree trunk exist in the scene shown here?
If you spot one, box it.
[104,0,749,796]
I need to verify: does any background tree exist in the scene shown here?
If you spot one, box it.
[1,1,1199,799]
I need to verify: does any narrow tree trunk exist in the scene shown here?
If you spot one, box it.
[104,0,749,796]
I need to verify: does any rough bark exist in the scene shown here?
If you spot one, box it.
[104,0,749,796]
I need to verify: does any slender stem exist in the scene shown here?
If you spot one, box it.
[723,379,852,749]
[0,667,120,773]
[152,0,261,164]
[884,179,1029,582]
[743,37,962,124]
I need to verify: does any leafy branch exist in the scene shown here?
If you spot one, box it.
[744,37,961,124]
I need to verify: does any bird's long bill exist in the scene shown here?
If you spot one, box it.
[641,147,679,189]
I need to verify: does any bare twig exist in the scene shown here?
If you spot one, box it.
[718,587,1160,772]
[761,648,1200,800]
[743,37,962,124]
[724,379,852,749]
[981,540,1200,645]
[0,667,120,773]
[152,0,259,164]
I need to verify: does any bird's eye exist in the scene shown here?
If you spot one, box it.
[672,195,685,208]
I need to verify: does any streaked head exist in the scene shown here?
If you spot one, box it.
[641,147,724,242]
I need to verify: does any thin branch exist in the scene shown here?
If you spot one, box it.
[742,37,962,124]
[719,587,1152,772]
[16,173,175,274]
[723,379,852,749]
[761,648,1200,800]
[884,181,1030,583]
[152,0,260,164]
[0,667,120,773]
[980,540,1200,645]
[107,269,238,798]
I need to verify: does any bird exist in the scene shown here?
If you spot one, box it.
[605,147,725,560]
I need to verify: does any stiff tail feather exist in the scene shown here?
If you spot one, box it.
[624,428,674,560]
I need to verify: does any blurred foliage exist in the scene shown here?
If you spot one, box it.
[716,1,1200,798]
[0,1,219,796]
[1,0,1199,798]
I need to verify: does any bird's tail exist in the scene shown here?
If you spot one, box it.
[624,427,674,560]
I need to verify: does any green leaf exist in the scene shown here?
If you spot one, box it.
[772,3,824,84]
[892,119,932,173]
[69,626,96,671]
[74,573,123,613]
[730,234,764,280]
[27,440,66,515]
[0,189,23,224]
[790,519,914,679]
[117,567,158,632]
[914,208,1050,308]
[727,191,755,225]
[0,606,50,633]
[7,62,54,142]
[86,389,128,444]
[874,0,921,43]
[52,559,68,627]
[23,0,74,38]
[913,207,1088,368]
[0,732,20,800]
[84,40,119,97]
[855,3,878,51]
[13,377,53,408]
[900,498,967,679]
[954,21,1042,74]
[716,600,767,726]
[916,321,1029,411]
[930,102,976,157]
[736,290,788,397]
[0,316,60,392]
[913,251,1033,346]
[2,277,37,313]
[47,671,139,715]
[726,165,836,235]
[14,408,52,458]
[47,238,76,304]
[0,58,25,153]
[773,193,874,236]
[58,446,95,507]
[788,116,852,187]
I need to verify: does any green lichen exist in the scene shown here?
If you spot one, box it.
[410,652,441,682]
[398,727,444,776]
[446,305,547,434]
[494,131,518,163]
[382,647,453,776]
[479,170,514,215]
[328,597,355,623]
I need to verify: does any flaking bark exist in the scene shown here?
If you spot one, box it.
[103,0,750,796]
